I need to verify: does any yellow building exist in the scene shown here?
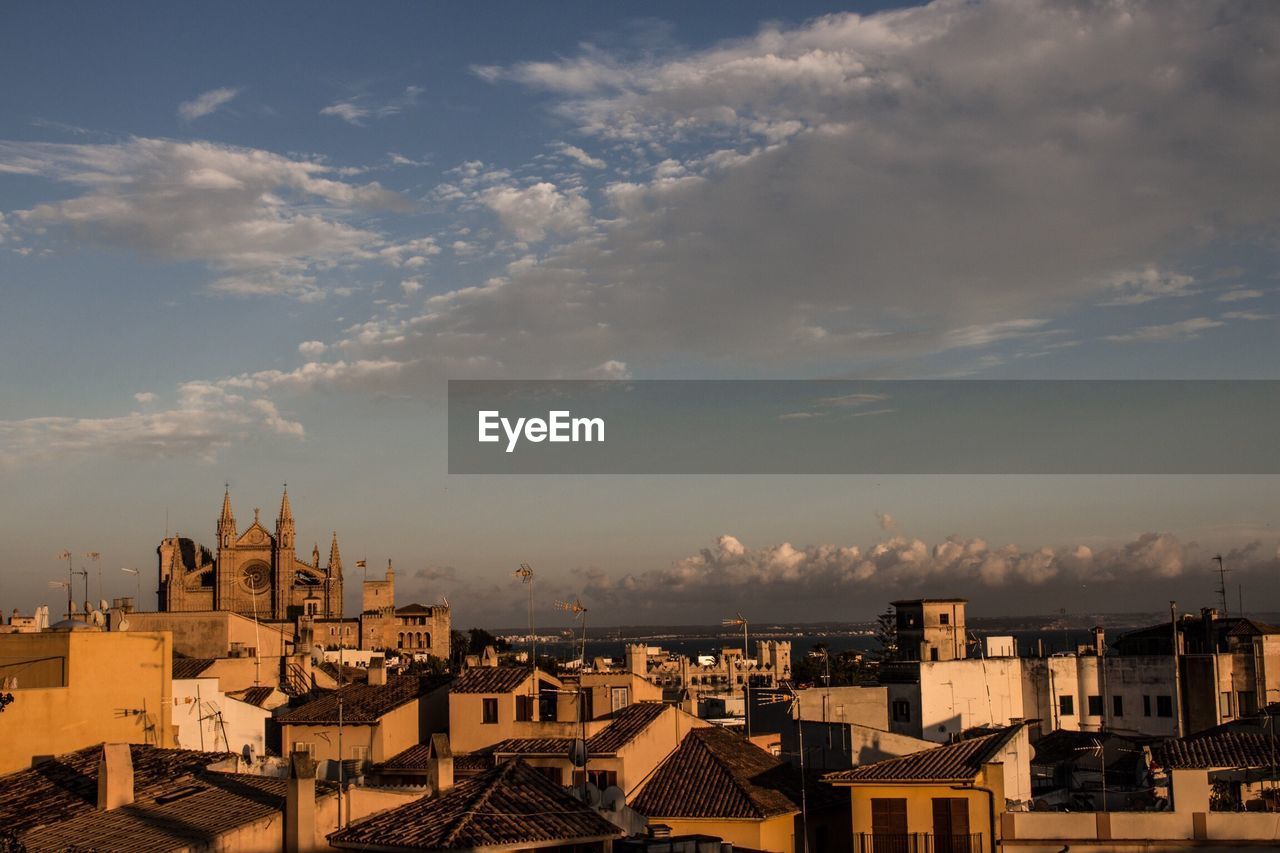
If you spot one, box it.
[490,701,709,792]
[279,672,450,767]
[448,665,583,755]
[825,723,1029,853]
[630,725,854,853]
[892,598,969,662]
[0,628,175,774]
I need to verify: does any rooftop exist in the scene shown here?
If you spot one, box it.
[450,665,539,694]
[172,657,217,679]
[825,724,1023,784]
[328,759,621,851]
[1157,731,1280,770]
[491,702,672,757]
[631,726,801,820]
[278,675,448,724]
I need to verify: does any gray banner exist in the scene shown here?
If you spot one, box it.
[447,380,1280,474]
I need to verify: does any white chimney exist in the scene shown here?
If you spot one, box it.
[97,743,134,811]
[368,655,387,686]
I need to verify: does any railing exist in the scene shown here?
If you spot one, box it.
[855,833,983,853]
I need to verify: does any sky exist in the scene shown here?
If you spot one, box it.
[1,0,1278,629]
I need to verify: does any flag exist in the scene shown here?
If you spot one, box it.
[355,560,366,568]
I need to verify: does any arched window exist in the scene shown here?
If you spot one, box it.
[398,632,404,648]
[423,632,431,650]
[415,632,423,648]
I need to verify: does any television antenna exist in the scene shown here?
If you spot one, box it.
[759,683,810,853]
[121,567,141,606]
[722,612,751,739]
[555,598,589,667]
[83,552,102,603]
[514,563,537,678]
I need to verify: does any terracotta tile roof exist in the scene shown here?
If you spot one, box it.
[21,771,336,853]
[454,749,497,775]
[631,727,799,820]
[492,701,673,758]
[172,657,217,679]
[278,675,435,724]
[1156,731,1280,769]
[229,685,277,708]
[0,744,233,837]
[328,759,622,851]
[825,724,1023,784]
[377,742,436,770]
[450,665,536,694]
[396,603,434,615]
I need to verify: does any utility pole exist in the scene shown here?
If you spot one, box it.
[337,641,344,829]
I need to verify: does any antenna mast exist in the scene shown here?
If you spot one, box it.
[1213,555,1230,618]
[515,563,536,675]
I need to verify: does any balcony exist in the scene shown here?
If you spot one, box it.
[855,833,983,853]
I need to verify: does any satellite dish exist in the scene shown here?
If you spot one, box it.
[117,618,130,632]
[84,601,93,616]
[601,785,626,812]
[91,610,106,626]
[69,601,79,614]
[99,598,110,613]
[568,738,588,767]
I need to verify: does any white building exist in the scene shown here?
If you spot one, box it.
[172,675,283,758]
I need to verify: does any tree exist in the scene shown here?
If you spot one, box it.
[0,693,12,714]
[874,608,899,661]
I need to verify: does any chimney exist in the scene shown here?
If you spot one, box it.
[428,733,453,795]
[1201,608,1217,652]
[1093,626,1106,656]
[285,749,317,853]
[97,743,134,811]
[368,655,387,686]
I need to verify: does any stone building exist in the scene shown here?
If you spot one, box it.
[357,561,452,661]
[624,639,792,707]
[158,487,344,620]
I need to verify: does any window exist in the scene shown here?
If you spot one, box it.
[610,686,630,713]
[1113,695,1124,717]
[351,745,370,767]
[1156,695,1174,718]
[539,692,558,721]
[931,798,970,853]
[1143,695,1152,717]
[1239,690,1258,716]
[939,613,949,625]
[1059,695,1075,716]
[573,769,618,789]
[930,648,939,662]
[516,694,534,722]
[1220,691,1233,718]
[1087,695,1103,717]
[891,699,912,723]
[482,697,498,724]
[871,798,908,851]
[291,742,315,757]
[534,766,563,785]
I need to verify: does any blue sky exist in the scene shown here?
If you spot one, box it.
[1,1,1278,626]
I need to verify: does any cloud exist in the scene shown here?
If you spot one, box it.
[0,382,303,465]
[401,279,423,296]
[133,391,157,404]
[556,143,606,169]
[1218,289,1263,302]
[480,182,592,242]
[0,137,410,299]
[297,341,328,357]
[178,87,242,121]
[1105,317,1225,343]
[427,1,1280,376]
[1099,266,1197,306]
[560,527,1280,617]
[320,85,423,125]
[1221,311,1276,321]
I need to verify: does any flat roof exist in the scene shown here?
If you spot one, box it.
[891,598,968,606]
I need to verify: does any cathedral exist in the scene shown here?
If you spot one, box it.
[157,487,344,620]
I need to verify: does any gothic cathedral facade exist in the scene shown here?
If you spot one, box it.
[158,487,344,620]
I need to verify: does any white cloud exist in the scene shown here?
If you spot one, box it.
[1218,289,1263,302]
[401,279,423,296]
[556,143,606,169]
[133,391,157,404]
[320,85,423,126]
[178,87,242,121]
[297,340,328,357]
[0,382,303,465]
[1221,311,1275,321]
[1106,317,1224,343]
[480,182,591,242]
[1099,266,1197,306]
[0,138,408,299]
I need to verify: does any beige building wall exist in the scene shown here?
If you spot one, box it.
[846,764,1005,850]
[449,672,588,754]
[579,671,663,718]
[655,814,797,853]
[282,697,422,765]
[125,610,293,659]
[0,631,174,774]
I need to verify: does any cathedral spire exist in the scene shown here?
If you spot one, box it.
[278,484,293,523]
[220,485,234,522]
[216,485,236,546]
[312,542,321,566]
[328,531,343,577]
